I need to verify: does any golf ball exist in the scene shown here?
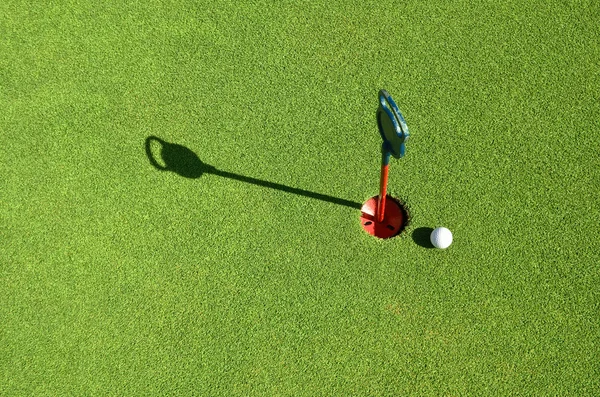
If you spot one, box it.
[430,227,453,249]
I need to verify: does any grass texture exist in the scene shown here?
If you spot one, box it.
[1,0,599,395]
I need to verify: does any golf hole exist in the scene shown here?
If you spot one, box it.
[360,195,410,239]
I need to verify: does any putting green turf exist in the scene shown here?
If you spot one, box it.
[1,0,599,395]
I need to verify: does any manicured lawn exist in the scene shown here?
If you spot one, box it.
[1,1,598,395]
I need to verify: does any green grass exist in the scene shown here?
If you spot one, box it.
[1,0,599,395]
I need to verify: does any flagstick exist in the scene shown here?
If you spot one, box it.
[377,144,391,223]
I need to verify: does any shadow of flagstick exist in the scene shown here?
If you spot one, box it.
[212,169,362,209]
[145,136,362,210]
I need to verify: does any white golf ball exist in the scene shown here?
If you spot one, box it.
[430,227,453,249]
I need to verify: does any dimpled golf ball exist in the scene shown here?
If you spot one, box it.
[431,227,453,249]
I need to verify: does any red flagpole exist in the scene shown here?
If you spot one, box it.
[377,147,391,223]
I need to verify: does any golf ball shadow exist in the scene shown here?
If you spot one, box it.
[145,136,216,179]
[412,227,435,249]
